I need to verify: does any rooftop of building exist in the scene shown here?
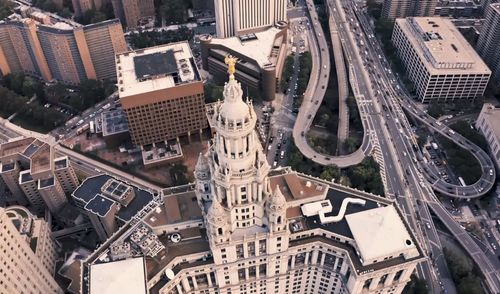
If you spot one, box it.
[293,185,383,239]
[84,195,115,217]
[81,170,423,291]
[269,172,327,202]
[346,206,417,262]
[492,3,500,13]
[54,156,68,170]
[39,176,55,188]
[101,108,129,137]
[141,141,183,166]
[0,137,36,158]
[0,137,51,175]
[116,42,201,98]
[144,190,203,228]
[477,103,500,142]
[2,206,34,235]
[1,162,15,172]
[58,248,91,294]
[396,17,490,74]
[201,26,286,68]
[89,257,148,294]
[72,174,154,222]
[19,170,33,183]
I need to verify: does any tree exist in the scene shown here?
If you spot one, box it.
[343,138,359,154]
[159,0,189,24]
[90,11,107,23]
[456,274,483,294]
[450,121,488,151]
[426,101,445,118]
[346,156,384,195]
[0,0,14,20]
[320,165,340,182]
[403,274,428,294]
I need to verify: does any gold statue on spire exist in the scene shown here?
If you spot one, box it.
[224,55,238,80]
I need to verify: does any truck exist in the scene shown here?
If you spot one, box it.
[431,142,439,150]
[458,177,466,187]
[89,121,95,133]
[76,124,89,135]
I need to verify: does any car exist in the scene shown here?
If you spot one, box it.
[490,169,494,176]
[268,145,272,151]
[273,161,278,168]
[277,143,282,150]
[426,223,431,229]
[280,151,285,159]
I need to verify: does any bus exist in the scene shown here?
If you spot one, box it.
[458,177,466,187]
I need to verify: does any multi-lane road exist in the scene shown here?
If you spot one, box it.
[291,0,369,168]
[337,0,500,291]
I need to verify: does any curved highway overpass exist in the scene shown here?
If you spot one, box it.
[292,0,368,168]
[350,9,496,199]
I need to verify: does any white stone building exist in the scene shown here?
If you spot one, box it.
[476,103,500,168]
[392,17,491,103]
[214,0,287,38]
[82,62,424,294]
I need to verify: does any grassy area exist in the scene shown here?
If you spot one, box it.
[450,121,488,151]
[437,135,482,184]
[306,133,338,155]
[11,116,53,134]
[287,140,383,195]
[443,247,484,294]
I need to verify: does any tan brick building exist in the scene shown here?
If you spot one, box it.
[111,0,155,28]
[0,13,126,84]
[117,42,208,146]
[0,206,62,294]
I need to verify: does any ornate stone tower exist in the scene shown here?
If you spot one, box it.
[195,56,288,265]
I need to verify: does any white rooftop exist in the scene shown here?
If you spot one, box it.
[117,42,199,98]
[208,27,284,67]
[397,17,491,74]
[346,206,416,262]
[89,257,147,294]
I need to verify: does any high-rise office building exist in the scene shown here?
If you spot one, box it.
[0,206,63,294]
[80,61,424,294]
[200,23,288,101]
[0,11,126,84]
[116,42,207,146]
[214,0,287,38]
[476,3,500,86]
[54,156,80,195]
[392,17,491,102]
[382,0,438,20]
[111,0,155,28]
[476,103,500,167]
[71,0,104,17]
[0,137,78,214]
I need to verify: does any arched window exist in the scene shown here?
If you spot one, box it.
[218,228,223,235]
[277,216,282,224]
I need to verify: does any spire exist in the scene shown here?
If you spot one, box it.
[195,152,210,180]
[267,185,287,211]
[208,197,226,225]
[195,152,209,172]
